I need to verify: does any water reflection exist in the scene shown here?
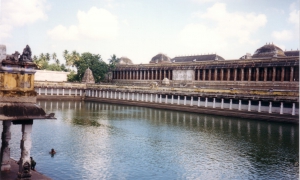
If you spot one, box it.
[1,100,298,180]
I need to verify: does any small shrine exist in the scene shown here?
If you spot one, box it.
[81,67,95,83]
[0,45,55,179]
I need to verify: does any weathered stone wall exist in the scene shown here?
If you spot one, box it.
[34,70,70,82]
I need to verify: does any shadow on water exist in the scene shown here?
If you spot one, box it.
[1,100,298,180]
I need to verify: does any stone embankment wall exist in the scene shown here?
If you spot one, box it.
[34,81,299,124]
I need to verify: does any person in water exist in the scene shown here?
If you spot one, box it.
[50,148,56,155]
[30,157,36,170]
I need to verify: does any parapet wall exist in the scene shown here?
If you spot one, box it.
[34,81,299,123]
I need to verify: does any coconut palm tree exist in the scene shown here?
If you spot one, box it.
[45,53,50,62]
[52,53,57,61]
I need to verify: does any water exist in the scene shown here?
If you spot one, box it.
[1,100,299,179]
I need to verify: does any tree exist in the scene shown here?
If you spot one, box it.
[45,53,50,62]
[108,54,120,71]
[52,52,57,61]
[68,52,108,83]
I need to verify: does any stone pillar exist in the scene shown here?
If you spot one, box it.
[159,95,162,103]
[205,98,208,107]
[155,70,158,80]
[75,89,77,96]
[203,70,206,81]
[264,68,267,81]
[208,69,211,81]
[130,71,132,80]
[80,89,82,96]
[272,67,276,81]
[214,70,217,81]
[141,93,144,101]
[281,67,285,81]
[269,102,272,113]
[290,67,294,81]
[221,98,224,109]
[45,88,47,95]
[132,93,134,100]
[144,70,146,80]
[119,92,121,99]
[255,68,259,81]
[51,88,53,95]
[123,92,125,100]
[69,89,71,96]
[165,95,168,104]
[258,101,261,112]
[38,88,41,95]
[292,103,295,115]
[177,96,180,105]
[248,68,251,81]
[147,70,150,80]
[127,92,130,100]
[234,69,237,81]
[114,91,117,99]
[1,121,12,171]
[220,69,224,81]
[229,99,232,110]
[150,94,153,102]
[184,96,186,105]
[197,69,200,80]
[163,70,166,78]
[111,91,113,99]
[213,98,216,108]
[198,97,200,107]
[62,89,65,96]
[151,70,154,80]
[57,89,59,95]
[227,69,230,81]
[190,96,193,106]
[238,100,241,110]
[171,95,174,104]
[159,70,162,80]
[95,90,98,97]
[280,102,283,114]
[18,122,33,179]
[155,94,158,103]
[248,100,251,111]
[241,68,244,81]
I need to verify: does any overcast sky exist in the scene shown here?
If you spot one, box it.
[0,0,299,64]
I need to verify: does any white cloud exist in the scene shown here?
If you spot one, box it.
[191,0,217,4]
[179,3,266,57]
[48,7,118,41]
[47,25,79,41]
[288,10,299,25]
[272,30,293,41]
[272,2,299,41]
[0,0,48,40]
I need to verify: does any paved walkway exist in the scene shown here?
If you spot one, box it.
[0,159,51,180]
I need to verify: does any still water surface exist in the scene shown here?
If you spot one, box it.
[3,100,299,179]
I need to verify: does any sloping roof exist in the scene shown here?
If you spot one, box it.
[171,54,225,63]
[284,50,299,57]
[149,53,171,64]
[252,44,286,58]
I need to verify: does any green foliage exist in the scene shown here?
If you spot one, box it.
[33,52,69,72]
[72,52,109,83]
[67,71,78,82]
[108,54,120,71]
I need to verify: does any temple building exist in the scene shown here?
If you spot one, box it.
[111,43,299,90]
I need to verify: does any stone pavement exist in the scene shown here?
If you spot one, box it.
[0,158,51,180]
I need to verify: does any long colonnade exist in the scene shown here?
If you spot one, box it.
[113,66,299,82]
[85,89,298,116]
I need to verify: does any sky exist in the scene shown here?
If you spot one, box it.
[0,0,299,64]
